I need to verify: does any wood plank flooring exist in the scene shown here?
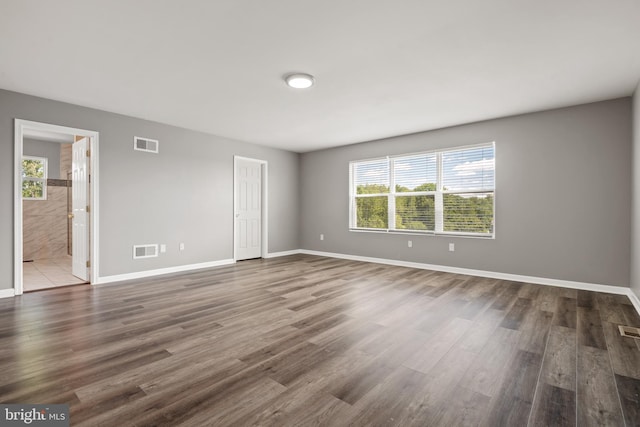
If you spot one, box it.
[1,254,639,426]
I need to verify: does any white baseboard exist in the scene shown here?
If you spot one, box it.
[9,248,640,317]
[0,288,15,299]
[299,249,634,297]
[264,250,303,259]
[95,259,236,285]
[628,288,640,316]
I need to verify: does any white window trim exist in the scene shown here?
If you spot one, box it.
[349,142,495,238]
[22,155,48,201]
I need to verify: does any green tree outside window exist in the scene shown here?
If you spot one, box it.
[22,156,47,200]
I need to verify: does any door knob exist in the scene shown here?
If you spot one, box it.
[68,213,74,219]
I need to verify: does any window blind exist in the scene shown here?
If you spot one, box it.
[350,142,495,237]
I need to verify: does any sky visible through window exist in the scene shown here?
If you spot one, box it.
[354,159,389,192]
[443,146,494,192]
[354,146,494,192]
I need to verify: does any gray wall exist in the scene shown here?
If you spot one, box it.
[631,82,640,296]
[1,89,633,291]
[0,89,299,288]
[23,138,61,179]
[300,98,632,287]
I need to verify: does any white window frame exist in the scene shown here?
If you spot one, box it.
[349,142,495,238]
[22,155,48,201]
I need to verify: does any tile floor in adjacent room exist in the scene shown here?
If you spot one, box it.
[23,256,86,291]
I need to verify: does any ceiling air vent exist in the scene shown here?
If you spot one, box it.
[134,136,159,154]
[133,244,159,259]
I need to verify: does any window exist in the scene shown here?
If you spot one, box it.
[22,156,48,200]
[350,143,495,237]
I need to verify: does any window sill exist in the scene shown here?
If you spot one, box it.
[349,228,495,240]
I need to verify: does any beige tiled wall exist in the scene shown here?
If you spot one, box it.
[23,186,68,260]
[23,143,72,261]
[60,144,71,177]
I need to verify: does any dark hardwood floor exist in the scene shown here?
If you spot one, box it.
[1,254,639,426]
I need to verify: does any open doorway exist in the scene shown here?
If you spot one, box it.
[14,120,99,294]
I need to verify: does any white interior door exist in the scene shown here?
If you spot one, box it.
[72,137,89,280]
[235,158,262,260]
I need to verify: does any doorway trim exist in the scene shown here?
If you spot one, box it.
[233,156,268,261]
[14,119,100,295]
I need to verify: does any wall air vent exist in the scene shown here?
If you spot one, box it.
[133,244,159,259]
[134,136,159,154]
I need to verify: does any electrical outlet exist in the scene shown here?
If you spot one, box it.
[408,240,412,248]
[160,244,166,253]
[179,243,185,251]
[320,234,324,241]
[449,243,455,252]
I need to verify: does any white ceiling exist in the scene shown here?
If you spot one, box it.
[1,1,639,153]
[23,128,74,144]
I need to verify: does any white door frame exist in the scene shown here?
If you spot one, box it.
[14,119,100,295]
[233,156,267,261]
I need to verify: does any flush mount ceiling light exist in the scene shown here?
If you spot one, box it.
[285,73,315,89]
